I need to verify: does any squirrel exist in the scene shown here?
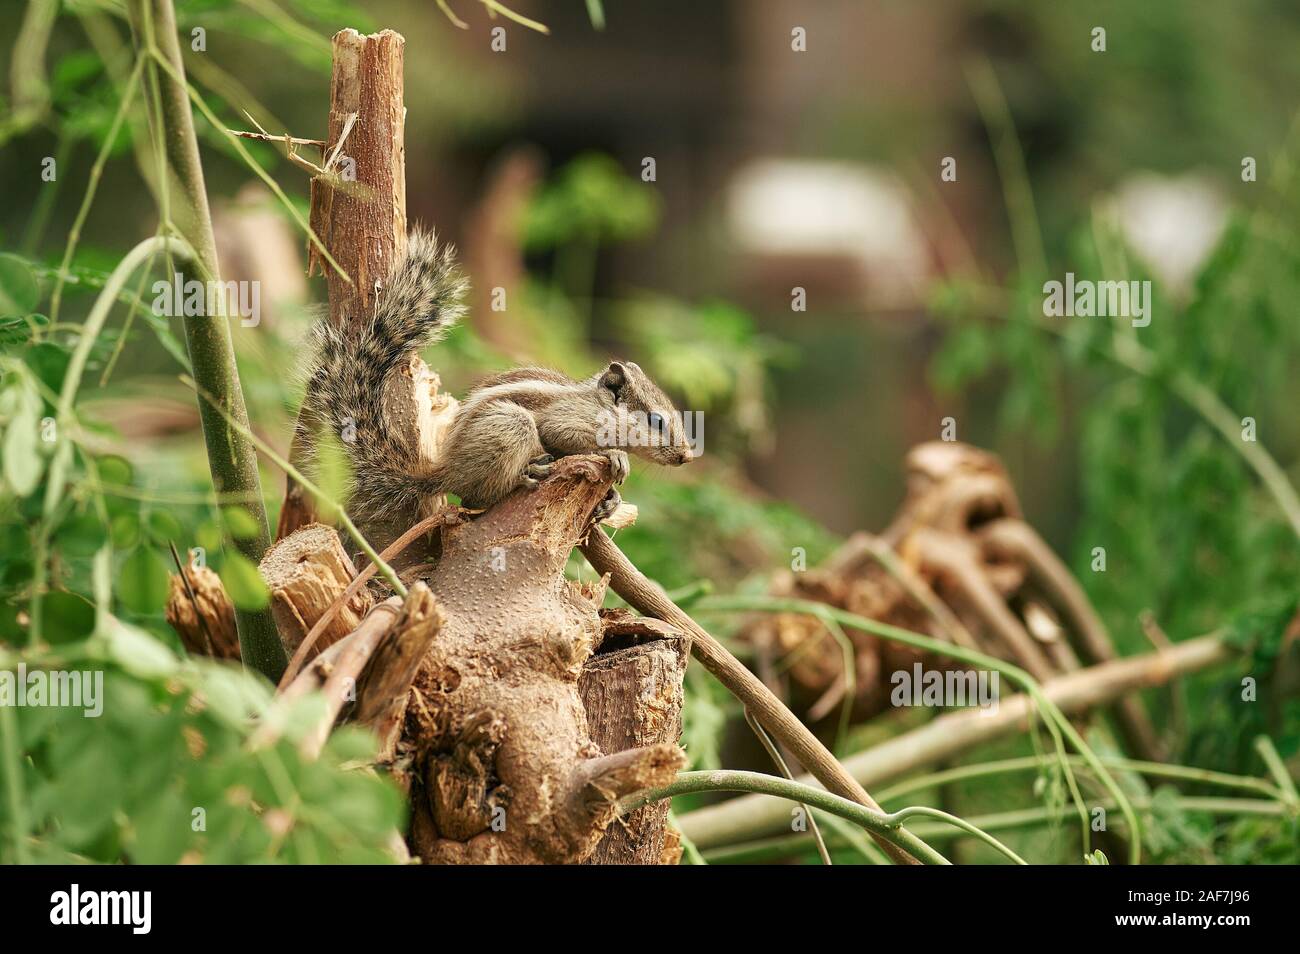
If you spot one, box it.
[301,228,694,541]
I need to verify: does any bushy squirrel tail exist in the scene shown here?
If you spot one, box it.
[300,228,467,527]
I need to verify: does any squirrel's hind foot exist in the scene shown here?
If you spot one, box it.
[591,487,621,524]
[524,454,555,479]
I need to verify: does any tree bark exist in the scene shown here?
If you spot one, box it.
[259,522,373,659]
[401,456,685,864]
[279,28,410,540]
[579,616,689,864]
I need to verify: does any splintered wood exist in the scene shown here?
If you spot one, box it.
[742,441,1164,761]
[258,522,373,660]
[165,563,241,660]
[280,28,410,540]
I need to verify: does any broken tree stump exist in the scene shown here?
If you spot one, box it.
[399,455,685,864]
[280,27,416,540]
[164,562,240,660]
[259,522,373,659]
[580,613,690,865]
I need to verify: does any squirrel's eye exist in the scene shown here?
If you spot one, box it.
[648,412,665,434]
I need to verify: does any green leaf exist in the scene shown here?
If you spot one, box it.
[2,373,43,496]
[110,512,141,550]
[55,509,107,558]
[117,546,172,614]
[0,313,48,345]
[195,520,222,553]
[43,591,97,643]
[24,341,71,396]
[95,455,134,485]
[221,505,261,541]
[0,255,39,318]
[98,617,178,678]
[146,509,184,543]
[219,550,269,611]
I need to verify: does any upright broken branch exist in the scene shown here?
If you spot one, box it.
[280,28,410,539]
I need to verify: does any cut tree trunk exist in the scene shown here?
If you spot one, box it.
[395,456,686,864]
[259,522,373,659]
[579,614,690,864]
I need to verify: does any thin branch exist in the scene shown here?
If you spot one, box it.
[744,708,831,865]
[579,529,936,866]
[49,54,146,323]
[698,594,1143,862]
[623,770,951,865]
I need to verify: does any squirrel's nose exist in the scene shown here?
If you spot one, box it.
[677,447,694,464]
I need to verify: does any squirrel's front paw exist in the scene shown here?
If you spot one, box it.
[601,449,630,483]
[591,487,621,523]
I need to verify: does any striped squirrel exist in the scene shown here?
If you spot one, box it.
[302,228,694,540]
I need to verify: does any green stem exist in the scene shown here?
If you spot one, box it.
[966,58,1047,281]
[145,48,349,286]
[625,770,952,865]
[0,0,58,144]
[876,754,1286,805]
[884,805,1028,865]
[703,796,1289,864]
[49,53,146,324]
[126,0,285,680]
[743,708,831,864]
[698,594,1144,863]
[1253,735,1300,805]
[0,703,29,864]
[667,810,707,865]
[32,236,191,644]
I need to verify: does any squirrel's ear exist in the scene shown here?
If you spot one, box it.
[600,361,626,399]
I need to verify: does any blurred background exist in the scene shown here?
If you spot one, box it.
[2,0,1299,864]
[6,1,1300,552]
